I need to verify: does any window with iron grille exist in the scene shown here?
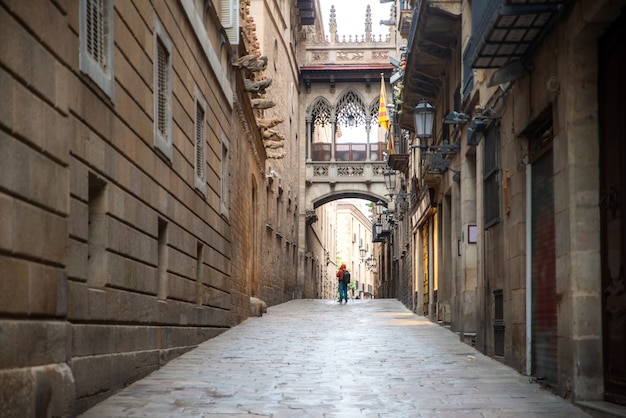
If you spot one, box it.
[79,0,114,99]
[494,289,505,356]
[220,134,230,216]
[483,123,500,228]
[153,16,173,160]
[194,88,207,195]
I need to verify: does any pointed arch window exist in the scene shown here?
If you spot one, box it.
[335,91,366,127]
[310,98,333,161]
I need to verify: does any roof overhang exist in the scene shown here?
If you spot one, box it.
[398,1,461,130]
[301,64,396,88]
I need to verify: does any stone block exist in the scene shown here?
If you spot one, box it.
[571,294,602,338]
[72,324,116,357]
[11,198,67,265]
[106,216,155,265]
[86,287,109,321]
[0,69,14,131]
[0,256,29,315]
[67,280,89,320]
[28,264,67,317]
[69,157,89,201]
[70,354,112,400]
[0,367,36,418]
[6,321,69,367]
[571,252,601,293]
[66,239,88,281]
[112,288,155,324]
[0,133,30,201]
[69,198,88,240]
[0,192,15,249]
[114,325,158,353]
[509,288,526,325]
[204,286,230,310]
[12,80,69,164]
[167,245,196,280]
[110,350,160,388]
[106,252,158,295]
[167,274,196,304]
[32,363,75,418]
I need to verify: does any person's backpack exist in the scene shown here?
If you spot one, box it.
[343,270,350,284]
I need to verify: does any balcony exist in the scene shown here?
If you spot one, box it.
[399,1,415,38]
[465,0,570,69]
[296,0,316,26]
[310,142,387,162]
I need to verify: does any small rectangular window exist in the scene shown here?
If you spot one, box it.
[194,87,207,195]
[79,0,114,99]
[220,134,229,216]
[153,16,173,160]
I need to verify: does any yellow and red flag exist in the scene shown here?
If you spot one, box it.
[377,74,392,154]
[377,75,390,131]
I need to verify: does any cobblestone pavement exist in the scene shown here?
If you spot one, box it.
[80,299,590,418]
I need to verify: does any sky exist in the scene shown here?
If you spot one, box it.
[318,1,395,39]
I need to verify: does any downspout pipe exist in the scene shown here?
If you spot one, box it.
[525,163,532,375]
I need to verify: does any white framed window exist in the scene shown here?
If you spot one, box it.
[153,16,173,161]
[220,0,240,45]
[220,133,229,216]
[194,87,207,195]
[79,0,115,100]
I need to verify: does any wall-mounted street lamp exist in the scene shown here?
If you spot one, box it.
[375,200,385,216]
[413,99,435,140]
[360,247,367,261]
[383,168,397,195]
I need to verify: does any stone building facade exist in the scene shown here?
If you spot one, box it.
[391,0,626,411]
[0,0,306,415]
[336,202,374,298]
[305,201,338,299]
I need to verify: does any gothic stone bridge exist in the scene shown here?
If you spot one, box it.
[301,4,398,209]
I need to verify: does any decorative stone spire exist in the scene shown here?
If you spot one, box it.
[365,5,372,42]
[329,5,337,43]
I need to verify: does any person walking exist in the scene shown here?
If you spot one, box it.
[336,263,350,303]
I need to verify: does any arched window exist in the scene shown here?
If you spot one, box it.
[335,91,366,127]
[310,98,332,161]
[335,91,367,161]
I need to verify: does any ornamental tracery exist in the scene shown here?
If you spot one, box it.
[310,98,332,127]
[335,91,367,127]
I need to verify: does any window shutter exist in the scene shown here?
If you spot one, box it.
[220,0,240,45]
[156,40,169,138]
[86,0,106,67]
[195,105,205,180]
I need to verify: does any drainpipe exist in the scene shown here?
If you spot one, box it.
[525,163,532,376]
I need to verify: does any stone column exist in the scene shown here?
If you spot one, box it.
[366,121,372,161]
[330,116,337,161]
[306,116,312,161]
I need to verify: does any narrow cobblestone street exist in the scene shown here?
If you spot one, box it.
[80,299,590,417]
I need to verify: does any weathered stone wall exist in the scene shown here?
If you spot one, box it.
[0,0,278,415]
[0,1,75,415]
[248,0,302,304]
[469,0,623,402]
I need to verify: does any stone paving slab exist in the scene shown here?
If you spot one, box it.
[80,299,590,417]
